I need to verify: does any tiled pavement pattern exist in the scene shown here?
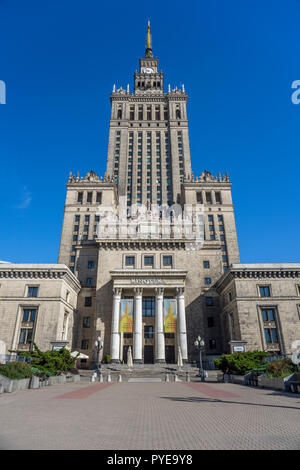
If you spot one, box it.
[0,381,299,450]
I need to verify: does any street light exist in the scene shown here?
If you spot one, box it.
[194,336,205,382]
[95,336,104,377]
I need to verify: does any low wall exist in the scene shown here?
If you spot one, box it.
[0,373,80,393]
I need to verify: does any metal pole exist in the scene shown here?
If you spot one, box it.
[97,344,100,377]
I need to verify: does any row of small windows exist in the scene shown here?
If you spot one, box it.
[129,105,167,121]
[197,192,222,204]
[77,192,102,204]
[136,81,161,89]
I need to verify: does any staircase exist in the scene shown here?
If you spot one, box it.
[78,364,219,382]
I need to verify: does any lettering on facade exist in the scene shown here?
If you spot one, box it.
[130,278,166,285]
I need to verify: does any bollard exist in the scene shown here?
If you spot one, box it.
[91,372,97,382]
[118,374,122,383]
[107,373,111,382]
[165,373,170,382]
[99,373,104,383]
[174,374,180,382]
[186,372,190,382]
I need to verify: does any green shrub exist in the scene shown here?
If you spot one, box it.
[0,361,33,380]
[214,351,269,376]
[105,354,111,364]
[9,343,78,376]
[265,358,296,378]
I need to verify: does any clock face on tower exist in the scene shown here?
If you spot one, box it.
[143,67,154,74]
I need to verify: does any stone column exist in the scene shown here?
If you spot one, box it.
[133,287,143,363]
[110,287,122,363]
[155,287,165,363]
[176,287,188,362]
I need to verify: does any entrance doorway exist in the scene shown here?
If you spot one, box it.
[165,345,175,364]
[144,345,154,364]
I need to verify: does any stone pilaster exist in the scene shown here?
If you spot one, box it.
[133,287,143,363]
[155,287,165,363]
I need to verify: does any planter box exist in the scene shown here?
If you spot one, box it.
[0,374,31,393]
[258,376,285,391]
[230,375,245,385]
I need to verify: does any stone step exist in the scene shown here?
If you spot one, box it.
[128,378,163,382]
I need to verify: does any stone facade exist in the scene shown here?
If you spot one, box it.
[0,264,80,356]
[215,264,300,355]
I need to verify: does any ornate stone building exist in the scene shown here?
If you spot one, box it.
[0,23,299,365]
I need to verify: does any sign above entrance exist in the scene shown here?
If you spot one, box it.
[130,278,166,285]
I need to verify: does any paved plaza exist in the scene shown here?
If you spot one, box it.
[0,380,299,450]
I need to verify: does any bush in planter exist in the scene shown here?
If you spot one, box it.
[105,355,111,364]
[0,361,33,380]
[9,342,78,376]
[265,358,297,378]
[214,351,269,376]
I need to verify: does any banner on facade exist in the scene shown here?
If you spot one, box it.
[163,299,177,333]
[120,299,133,333]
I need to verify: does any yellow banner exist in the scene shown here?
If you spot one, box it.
[120,299,133,333]
[164,299,177,333]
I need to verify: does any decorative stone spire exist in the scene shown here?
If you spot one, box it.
[145,20,153,57]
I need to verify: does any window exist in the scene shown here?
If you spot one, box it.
[165,332,175,338]
[144,325,154,338]
[86,278,93,286]
[203,261,210,269]
[142,297,155,317]
[264,328,279,344]
[163,255,172,267]
[209,339,217,349]
[75,215,80,222]
[27,287,38,297]
[206,192,212,204]
[215,192,222,204]
[96,192,102,203]
[204,277,211,286]
[19,328,33,345]
[81,339,89,350]
[259,286,271,297]
[88,261,95,269]
[87,192,92,203]
[205,297,213,306]
[85,297,92,307]
[70,256,75,263]
[261,308,275,322]
[83,317,91,328]
[207,317,214,327]
[85,215,90,222]
[126,256,135,266]
[22,309,37,322]
[144,256,154,266]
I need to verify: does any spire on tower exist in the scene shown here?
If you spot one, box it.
[145,20,153,58]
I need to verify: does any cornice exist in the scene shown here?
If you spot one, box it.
[215,266,300,293]
[0,267,81,293]
[97,239,200,250]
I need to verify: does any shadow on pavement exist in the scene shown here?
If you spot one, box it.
[160,396,300,410]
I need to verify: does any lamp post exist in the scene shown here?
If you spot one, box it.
[194,336,205,382]
[95,336,104,377]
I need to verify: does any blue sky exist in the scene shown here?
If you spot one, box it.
[0,0,299,263]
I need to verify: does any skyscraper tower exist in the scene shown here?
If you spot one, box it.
[58,22,240,366]
[106,21,192,207]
